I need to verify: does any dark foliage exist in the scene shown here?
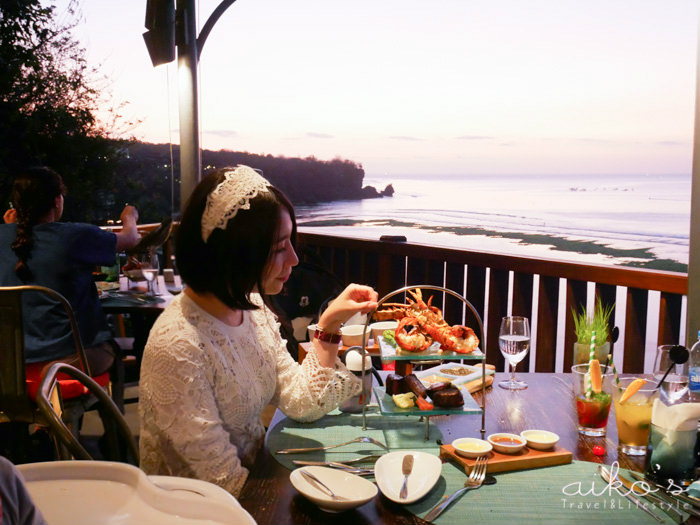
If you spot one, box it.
[0,0,128,223]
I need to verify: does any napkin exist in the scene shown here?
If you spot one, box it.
[651,399,700,432]
[688,480,700,499]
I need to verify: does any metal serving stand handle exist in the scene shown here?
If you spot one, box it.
[358,284,487,439]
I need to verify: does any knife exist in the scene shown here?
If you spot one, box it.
[616,472,685,522]
[627,471,700,513]
[598,466,664,523]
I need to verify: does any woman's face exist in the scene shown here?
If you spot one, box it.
[261,208,298,295]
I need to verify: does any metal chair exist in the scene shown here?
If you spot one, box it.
[36,362,138,465]
[0,285,114,462]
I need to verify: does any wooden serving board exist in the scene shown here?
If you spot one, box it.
[440,443,572,474]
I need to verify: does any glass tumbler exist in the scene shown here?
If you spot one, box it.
[572,363,614,436]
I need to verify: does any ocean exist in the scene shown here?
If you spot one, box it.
[295,173,690,271]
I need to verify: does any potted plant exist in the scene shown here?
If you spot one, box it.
[572,298,614,365]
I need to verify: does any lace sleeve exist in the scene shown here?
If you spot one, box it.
[271,332,362,422]
[139,336,249,497]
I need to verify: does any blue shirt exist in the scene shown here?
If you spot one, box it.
[0,222,117,363]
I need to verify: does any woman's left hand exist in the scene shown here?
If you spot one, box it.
[317,283,378,334]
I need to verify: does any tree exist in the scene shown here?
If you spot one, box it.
[0,0,126,222]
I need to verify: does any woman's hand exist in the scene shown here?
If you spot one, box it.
[115,205,141,251]
[120,205,139,225]
[317,283,378,334]
[3,208,17,224]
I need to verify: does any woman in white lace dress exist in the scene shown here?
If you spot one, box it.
[139,166,378,496]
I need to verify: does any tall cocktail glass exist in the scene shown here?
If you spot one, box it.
[612,377,658,455]
[572,363,613,436]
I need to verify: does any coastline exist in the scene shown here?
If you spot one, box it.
[297,218,688,273]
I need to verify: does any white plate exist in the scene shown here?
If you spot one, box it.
[415,363,494,386]
[17,460,256,525]
[96,281,120,292]
[374,451,441,504]
[289,466,377,513]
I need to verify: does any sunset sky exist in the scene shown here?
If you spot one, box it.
[55,0,699,176]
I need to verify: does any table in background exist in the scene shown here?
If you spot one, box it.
[100,275,181,365]
[238,372,667,525]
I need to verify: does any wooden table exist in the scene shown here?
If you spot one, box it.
[238,372,685,525]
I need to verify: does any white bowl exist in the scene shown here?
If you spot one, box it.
[370,321,398,345]
[452,437,492,459]
[374,451,441,504]
[289,466,377,512]
[487,433,526,454]
[340,325,371,347]
[520,429,560,451]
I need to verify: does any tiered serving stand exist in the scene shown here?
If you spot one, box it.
[357,285,487,440]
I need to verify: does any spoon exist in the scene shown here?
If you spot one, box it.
[400,454,414,499]
[655,344,689,389]
[299,469,348,501]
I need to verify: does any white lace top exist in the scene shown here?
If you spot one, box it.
[138,293,361,497]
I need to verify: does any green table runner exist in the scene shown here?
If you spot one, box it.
[408,460,683,525]
[267,406,442,469]
[268,409,686,524]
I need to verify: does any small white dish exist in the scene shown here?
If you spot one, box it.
[520,429,560,450]
[487,433,526,454]
[289,466,377,512]
[340,325,371,347]
[374,451,441,504]
[307,323,318,342]
[452,437,492,459]
[370,321,398,344]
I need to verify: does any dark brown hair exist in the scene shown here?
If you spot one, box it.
[175,167,297,310]
[10,167,66,281]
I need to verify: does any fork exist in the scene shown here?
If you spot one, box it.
[424,456,488,522]
[276,436,389,454]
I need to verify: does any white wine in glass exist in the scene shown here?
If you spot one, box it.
[498,316,530,390]
[139,250,160,296]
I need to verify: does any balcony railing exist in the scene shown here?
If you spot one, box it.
[296,231,687,374]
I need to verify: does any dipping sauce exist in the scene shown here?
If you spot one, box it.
[441,366,472,376]
[456,441,489,452]
[421,375,451,384]
[490,436,524,445]
[523,431,555,442]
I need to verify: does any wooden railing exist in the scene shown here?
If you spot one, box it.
[296,231,687,374]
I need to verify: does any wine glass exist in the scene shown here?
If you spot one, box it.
[139,250,160,296]
[654,344,689,403]
[498,316,530,390]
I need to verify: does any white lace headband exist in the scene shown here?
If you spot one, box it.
[201,165,271,242]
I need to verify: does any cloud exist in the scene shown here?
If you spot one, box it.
[307,132,334,139]
[389,135,422,141]
[456,135,494,140]
[206,130,238,138]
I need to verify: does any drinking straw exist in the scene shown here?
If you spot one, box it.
[610,359,622,392]
[586,331,596,398]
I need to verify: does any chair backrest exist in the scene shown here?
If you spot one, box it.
[36,362,139,465]
[0,285,90,423]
